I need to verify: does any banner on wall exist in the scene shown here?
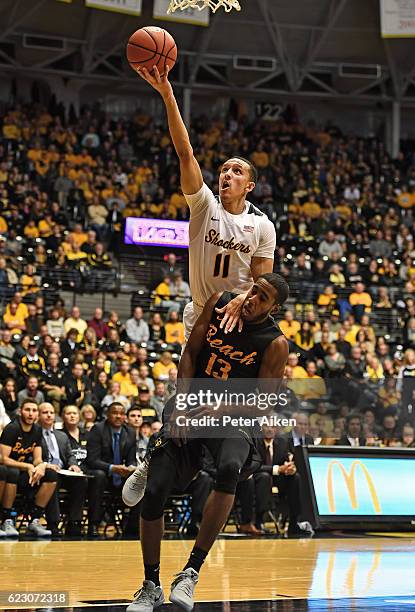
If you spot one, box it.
[153,0,209,26]
[85,0,142,15]
[380,0,415,37]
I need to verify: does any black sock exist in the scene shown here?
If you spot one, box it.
[183,546,208,573]
[31,505,44,520]
[144,563,160,587]
[2,508,12,521]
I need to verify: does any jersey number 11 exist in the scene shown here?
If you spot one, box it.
[213,253,230,279]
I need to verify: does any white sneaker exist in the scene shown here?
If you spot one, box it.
[27,519,52,538]
[122,460,149,507]
[126,581,165,612]
[298,521,315,536]
[2,519,19,537]
[169,568,199,612]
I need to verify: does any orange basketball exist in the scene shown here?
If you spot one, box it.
[126,26,177,76]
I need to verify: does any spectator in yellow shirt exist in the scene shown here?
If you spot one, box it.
[152,351,178,381]
[317,285,337,312]
[302,195,321,219]
[349,282,372,314]
[294,322,314,351]
[3,302,26,334]
[69,223,88,248]
[112,359,132,395]
[165,311,185,347]
[24,220,40,239]
[279,310,301,341]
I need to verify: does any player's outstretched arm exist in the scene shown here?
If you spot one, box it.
[136,65,203,195]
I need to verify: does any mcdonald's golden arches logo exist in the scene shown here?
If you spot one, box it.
[327,460,381,514]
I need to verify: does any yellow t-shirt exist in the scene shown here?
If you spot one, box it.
[153,361,177,380]
[279,319,301,340]
[165,322,185,345]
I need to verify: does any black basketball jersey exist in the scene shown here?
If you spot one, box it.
[194,292,283,382]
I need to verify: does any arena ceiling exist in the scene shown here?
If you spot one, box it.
[0,0,415,103]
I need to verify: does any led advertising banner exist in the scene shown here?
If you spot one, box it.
[380,0,415,37]
[308,454,415,517]
[124,217,189,249]
[85,0,142,16]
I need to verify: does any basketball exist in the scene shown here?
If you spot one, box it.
[126,26,177,76]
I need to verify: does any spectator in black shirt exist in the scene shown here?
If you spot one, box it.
[25,304,44,337]
[65,362,92,408]
[41,353,66,413]
[19,340,46,381]
[0,399,57,537]
[60,328,79,362]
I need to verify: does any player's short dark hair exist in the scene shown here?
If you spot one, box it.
[20,399,39,410]
[346,413,362,426]
[108,402,125,413]
[228,156,258,183]
[260,273,289,306]
[127,406,142,417]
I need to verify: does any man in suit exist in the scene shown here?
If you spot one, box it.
[285,412,314,454]
[254,424,306,536]
[87,402,139,537]
[38,403,88,536]
[337,413,366,446]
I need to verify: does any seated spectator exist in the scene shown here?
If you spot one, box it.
[0,330,16,376]
[60,328,79,361]
[0,378,18,419]
[25,303,44,336]
[329,264,346,288]
[317,285,337,313]
[65,362,92,408]
[170,271,191,307]
[41,353,66,413]
[318,231,343,259]
[380,414,400,446]
[80,404,97,431]
[101,381,130,413]
[126,406,148,463]
[148,312,166,348]
[152,351,178,381]
[366,354,384,380]
[165,310,185,348]
[125,307,150,345]
[310,402,334,436]
[112,358,132,396]
[0,399,57,537]
[150,381,167,421]
[91,371,109,416]
[349,282,372,321]
[337,413,366,446]
[286,353,307,378]
[19,340,46,380]
[38,402,87,536]
[17,375,45,407]
[137,364,155,394]
[134,385,157,423]
[294,322,314,352]
[401,424,415,448]
[3,301,26,334]
[284,412,314,451]
[251,424,307,536]
[279,310,301,341]
[299,361,327,401]
[64,306,88,342]
[87,307,109,340]
[86,402,139,537]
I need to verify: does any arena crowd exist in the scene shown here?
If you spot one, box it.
[0,101,414,538]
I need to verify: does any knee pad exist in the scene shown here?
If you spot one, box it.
[214,460,243,495]
[141,482,168,521]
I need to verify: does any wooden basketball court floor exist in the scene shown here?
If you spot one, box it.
[1,535,415,611]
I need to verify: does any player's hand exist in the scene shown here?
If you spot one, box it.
[215,293,246,334]
[135,65,173,100]
[29,464,45,486]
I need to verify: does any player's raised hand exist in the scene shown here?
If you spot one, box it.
[135,65,173,100]
[216,293,246,334]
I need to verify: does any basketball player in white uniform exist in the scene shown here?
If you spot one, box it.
[122,65,276,515]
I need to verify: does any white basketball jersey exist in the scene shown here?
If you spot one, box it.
[184,183,276,308]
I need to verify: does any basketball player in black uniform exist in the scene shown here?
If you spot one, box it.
[128,273,289,612]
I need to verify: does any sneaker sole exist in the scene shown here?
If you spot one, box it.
[169,594,194,612]
[126,593,165,611]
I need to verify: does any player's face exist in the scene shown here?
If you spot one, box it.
[219,159,255,201]
[241,279,278,323]
[20,403,39,425]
